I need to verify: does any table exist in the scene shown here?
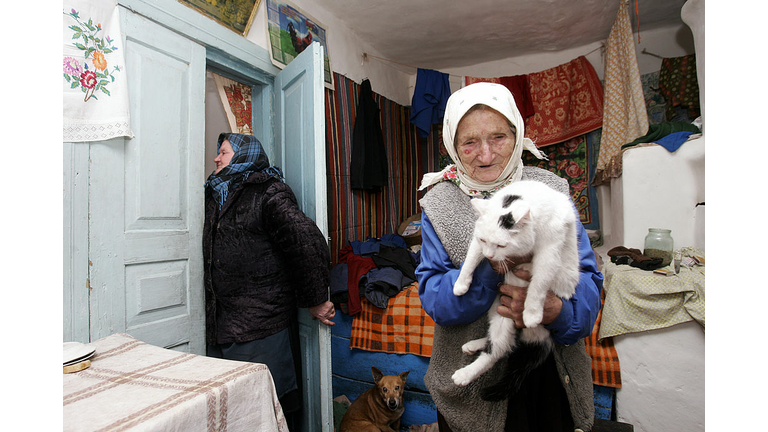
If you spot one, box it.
[598,250,705,340]
[596,249,705,432]
[63,333,289,432]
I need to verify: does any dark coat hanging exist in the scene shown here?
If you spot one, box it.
[350,79,388,191]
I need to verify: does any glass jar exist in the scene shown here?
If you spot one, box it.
[644,228,674,266]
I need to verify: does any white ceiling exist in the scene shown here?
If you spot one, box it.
[313,0,688,70]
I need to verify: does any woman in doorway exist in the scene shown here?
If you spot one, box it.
[203,133,335,431]
[416,83,603,432]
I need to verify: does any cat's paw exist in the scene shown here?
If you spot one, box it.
[523,308,543,328]
[453,280,469,296]
[451,367,475,386]
[461,338,487,355]
[514,262,532,273]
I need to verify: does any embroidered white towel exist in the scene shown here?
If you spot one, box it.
[63,0,134,142]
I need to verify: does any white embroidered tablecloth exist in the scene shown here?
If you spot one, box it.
[63,333,289,432]
[63,0,134,142]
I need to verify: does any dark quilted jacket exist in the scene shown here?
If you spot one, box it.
[203,172,330,345]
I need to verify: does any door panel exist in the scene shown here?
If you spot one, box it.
[87,7,206,353]
[273,42,332,432]
[63,142,90,344]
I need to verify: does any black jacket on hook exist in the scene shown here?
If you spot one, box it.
[350,79,388,191]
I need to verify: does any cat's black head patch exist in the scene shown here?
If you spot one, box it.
[502,194,522,209]
[499,212,516,229]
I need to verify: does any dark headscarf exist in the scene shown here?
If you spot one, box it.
[204,133,284,209]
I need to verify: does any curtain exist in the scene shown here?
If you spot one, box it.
[325,73,439,264]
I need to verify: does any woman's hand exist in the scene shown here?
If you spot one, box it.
[496,266,563,328]
[308,301,336,326]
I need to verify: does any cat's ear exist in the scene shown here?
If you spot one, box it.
[514,206,532,225]
[471,198,489,215]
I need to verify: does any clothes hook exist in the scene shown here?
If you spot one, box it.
[641,48,664,60]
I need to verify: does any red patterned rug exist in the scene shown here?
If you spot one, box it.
[467,56,604,148]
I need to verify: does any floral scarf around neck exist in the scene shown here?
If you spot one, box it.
[435,165,516,198]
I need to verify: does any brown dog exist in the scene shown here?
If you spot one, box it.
[339,367,410,432]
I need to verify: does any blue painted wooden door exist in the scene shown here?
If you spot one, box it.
[273,42,333,432]
[86,6,206,353]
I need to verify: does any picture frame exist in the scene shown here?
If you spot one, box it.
[179,0,262,36]
[265,0,334,89]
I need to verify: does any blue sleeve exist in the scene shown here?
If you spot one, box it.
[416,212,502,326]
[544,221,604,346]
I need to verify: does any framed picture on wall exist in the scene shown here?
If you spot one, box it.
[265,0,334,89]
[179,0,262,36]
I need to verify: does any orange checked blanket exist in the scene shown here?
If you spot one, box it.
[350,283,435,357]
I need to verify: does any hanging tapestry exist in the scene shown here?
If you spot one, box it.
[63,0,134,142]
[464,74,535,119]
[524,56,604,147]
[593,0,649,186]
[325,73,435,264]
[658,54,700,122]
[523,131,600,230]
[212,72,253,135]
[468,57,603,147]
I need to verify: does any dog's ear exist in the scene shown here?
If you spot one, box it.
[399,371,410,382]
[371,366,383,383]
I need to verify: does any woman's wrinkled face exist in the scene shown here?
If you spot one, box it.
[214,139,234,174]
[455,107,516,183]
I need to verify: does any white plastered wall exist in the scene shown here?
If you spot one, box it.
[615,138,705,251]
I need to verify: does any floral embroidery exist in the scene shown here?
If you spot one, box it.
[92,51,107,71]
[79,70,97,89]
[63,8,121,102]
[63,57,82,76]
[439,165,515,198]
[522,135,594,225]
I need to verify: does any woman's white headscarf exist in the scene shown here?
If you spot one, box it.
[419,82,547,196]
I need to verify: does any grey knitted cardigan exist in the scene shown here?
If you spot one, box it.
[419,166,594,432]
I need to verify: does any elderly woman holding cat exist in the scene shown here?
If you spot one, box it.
[416,82,603,432]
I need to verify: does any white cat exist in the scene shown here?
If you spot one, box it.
[450,180,580,395]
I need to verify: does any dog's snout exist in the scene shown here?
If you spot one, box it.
[387,399,398,410]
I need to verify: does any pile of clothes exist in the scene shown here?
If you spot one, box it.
[606,246,664,271]
[331,234,420,314]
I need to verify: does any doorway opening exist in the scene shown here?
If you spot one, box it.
[204,70,256,176]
